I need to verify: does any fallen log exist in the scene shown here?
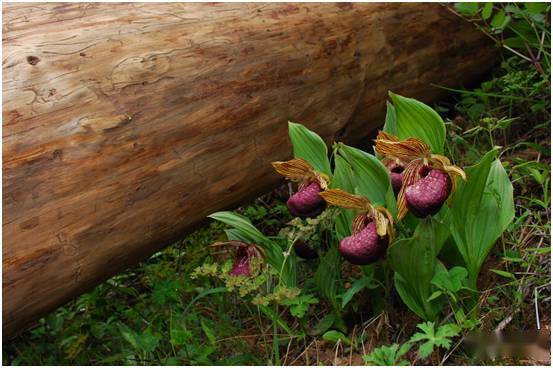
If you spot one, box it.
[3,3,495,336]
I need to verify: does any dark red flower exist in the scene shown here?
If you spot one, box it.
[318,189,394,265]
[227,242,263,277]
[387,162,405,195]
[339,221,388,265]
[287,181,326,218]
[374,131,465,219]
[405,167,452,218]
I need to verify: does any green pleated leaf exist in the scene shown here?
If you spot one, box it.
[388,218,450,320]
[314,245,342,312]
[336,144,392,206]
[449,149,515,288]
[288,121,331,176]
[389,92,446,154]
[331,153,357,239]
[382,100,398,136]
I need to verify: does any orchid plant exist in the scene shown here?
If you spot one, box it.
[207,92,514,327]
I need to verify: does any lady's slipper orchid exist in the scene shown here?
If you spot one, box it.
[212,241,264,277]
[272,158,329,218]
[319,189,394,265]
[383,158,405,195]
[374,131,466,219]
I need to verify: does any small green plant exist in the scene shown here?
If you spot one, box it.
[409,321,461,360]
[363,343,412,366]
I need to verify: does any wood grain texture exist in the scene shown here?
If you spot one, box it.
[2,3,495,336]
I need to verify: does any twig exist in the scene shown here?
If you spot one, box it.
[333,339,342,366]
[525,43,546,76]
[315,338,320,365]
[282,335,294,365]
[289,338,316,365]
[534,287,541,330]
[349,325,356,365]
[440,335,466,365]
[494,310,517,334]
[537,31,546,60]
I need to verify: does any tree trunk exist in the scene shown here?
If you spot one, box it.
[3,3,495,336]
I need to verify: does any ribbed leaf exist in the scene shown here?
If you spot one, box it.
[382,100,398,136]
[314,245,342,312]
[288,122,331,176]
[388,218,450,320]
[331,154,356,239]
[337,144,391,206]
[449,149,515,287]
[389,92,446,154]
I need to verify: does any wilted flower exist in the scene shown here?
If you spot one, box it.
[272,158,329,218]
[211,241,264,277]
[374,131,466,219]
[319,189,394,265]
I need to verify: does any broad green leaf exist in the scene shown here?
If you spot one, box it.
[322,330,351,345]
[337,144,392,206]
[310,313,336,336]
[341,276,378,308]
[288,122,331,176]
[209,211,271,245]
[524,2,548,14]
[382,100,398,136]
[449,149,515,287]
[388,218,450,320]
[503,36,527,49]
[315,245,342,312]
[332,153,356,192]
[454,2,480,16]
[427,291,443,303]
[491,10,510,30]
[389,92,446,154]
[481,2,494,19]
[394,273,427,319]
[490,269,516,280]
[332,153,356,239]
[431,266,468,293]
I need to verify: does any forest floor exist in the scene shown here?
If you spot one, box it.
[3,6,551,366]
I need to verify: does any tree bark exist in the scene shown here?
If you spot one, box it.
[3,3,495,336]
